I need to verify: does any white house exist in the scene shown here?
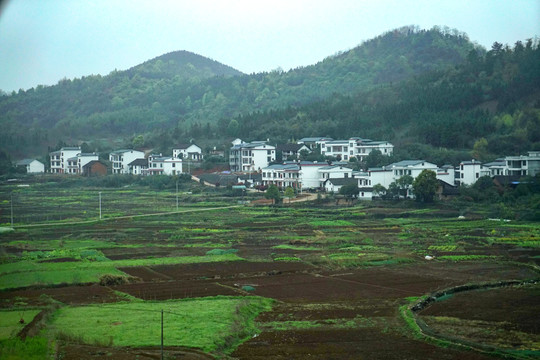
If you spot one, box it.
[128,158,148,175]
[49,147,81,174]
[261,163,301,189]
[298,161,329,190]
[173,144,203,161]
[229,140,276,172]
[317,137,394,162]
[369,160,439,189]
[321,140,351,161]
[276,143,311,160]
[16,159,45,173]
[436,165,455,186]
[484,159,507,177]
[456,160,489,186]
[297,137,333,150]
[109,149,145,174]
[318,165,354,188]
[323,177,357,193]
[503,151,540,177]
[77,153,99,173]
[147,154,183,175]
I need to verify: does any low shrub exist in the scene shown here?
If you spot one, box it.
[99,274,130,286]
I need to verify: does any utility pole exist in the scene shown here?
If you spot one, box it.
[161,309,164,360]
[10,193,13,226]
[99,192,102,220]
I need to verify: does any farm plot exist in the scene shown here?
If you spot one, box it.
[418,284,540,350]
[1,183,540,359]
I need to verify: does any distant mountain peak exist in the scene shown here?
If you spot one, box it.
[126,50,244,80]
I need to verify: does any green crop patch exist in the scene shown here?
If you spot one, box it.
[47,296,273,353]
[309,220,355,227]
[0,309,42,340]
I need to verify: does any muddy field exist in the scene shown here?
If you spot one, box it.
[1,188,539,359]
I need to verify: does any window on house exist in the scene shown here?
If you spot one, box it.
[345,173,348,178]
[476,173,479,178]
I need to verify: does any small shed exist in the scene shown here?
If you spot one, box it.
[82,160,108,176]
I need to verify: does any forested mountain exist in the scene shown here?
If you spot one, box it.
[1,25,538,165]
[229,38,540,165]
[1,26,479,158]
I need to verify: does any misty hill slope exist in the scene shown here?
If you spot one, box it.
[126,50,244,80]
[1,26,484,157]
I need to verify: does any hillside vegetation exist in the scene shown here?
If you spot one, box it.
[0,26,538,165]
[2,27,478,157]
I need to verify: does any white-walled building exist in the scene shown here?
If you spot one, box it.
[483,159,507,176]
[319,137,394,162]
[261,163,301,189]
[456,160,489,186]
[503,151,540,177]
[128,158,148,175]
[436,165,455,186]
[109,149,145,174]
[173,144,203,161]
[368,160,439,189]
[276,144,311,160]
[298,161,329,190]
[297,137,333,150]
[16,159,45,173]
[318,165,354,187]
[77,153,99,172]
[147,154,182,175]
[320,140,351,161]
[229,140,276,172]
[49,147,81,174]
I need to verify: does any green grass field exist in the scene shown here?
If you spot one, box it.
[47,296,273,353]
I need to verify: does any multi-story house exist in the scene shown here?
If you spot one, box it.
[297,137,333,150]
[320,140,351,161]
[456,160,489,186]
[503,151,540,177]
[229,140,275,172]
[318,165,354,188]
[298,161,329,190]
[261,163,301,189]
[128,158,148,175]
[368,160,439,190]
[147,154,182,175]
[276,143,311,160]
[319,138,393,161]
[49,147,81,174]
[173,144,203,161]
[351,138,394,161]
[109,149,145,174]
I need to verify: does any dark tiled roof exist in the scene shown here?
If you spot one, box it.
[128,158,148,167]
[324,178,357,186]
[277,143,304,152]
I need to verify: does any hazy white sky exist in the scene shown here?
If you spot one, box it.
[0,0,538,92]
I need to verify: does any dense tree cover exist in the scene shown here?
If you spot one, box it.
[264,184,281,204]
[455,174,540,220]
[229,37,540,164]
[1,26,479,159]
[412,170,438,202]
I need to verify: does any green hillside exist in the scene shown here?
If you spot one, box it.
[0,26,480,159]
[228,38,540,165]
